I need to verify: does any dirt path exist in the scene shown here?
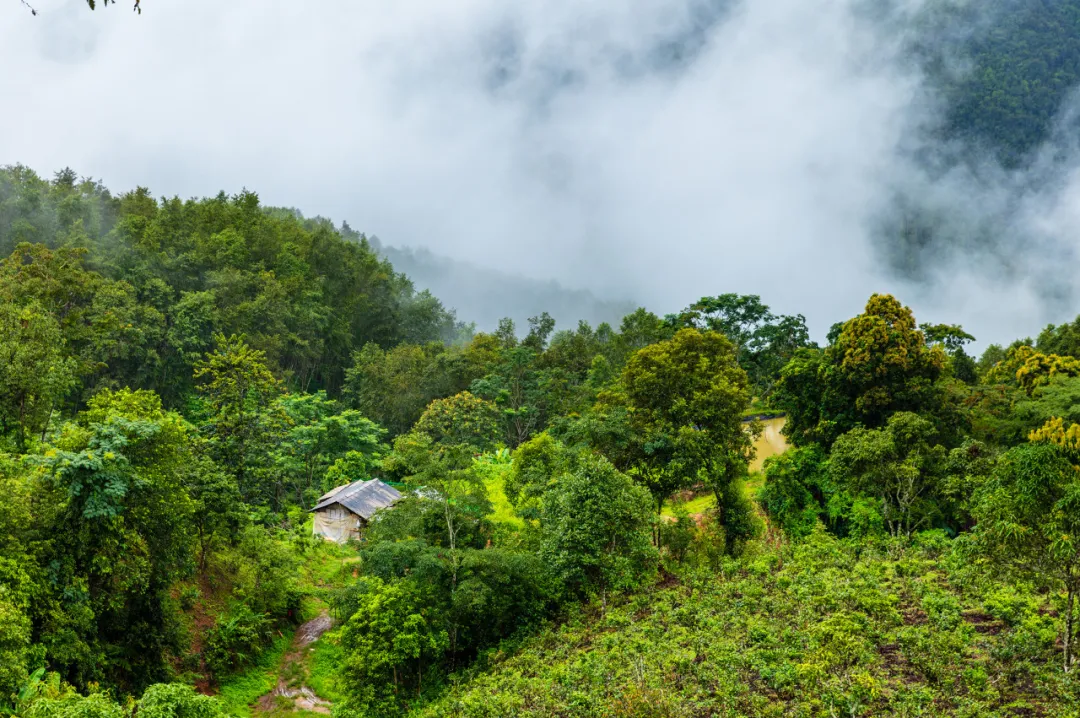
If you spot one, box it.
[255,612,334,715]
[749,417,788,472]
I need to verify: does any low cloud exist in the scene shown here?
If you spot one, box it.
[2,0,1080,347]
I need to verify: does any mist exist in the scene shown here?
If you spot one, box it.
[3,0,1080,347]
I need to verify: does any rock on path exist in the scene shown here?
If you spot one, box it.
[254,611,335,715]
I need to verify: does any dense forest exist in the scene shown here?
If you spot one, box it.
[2,163,1080,717]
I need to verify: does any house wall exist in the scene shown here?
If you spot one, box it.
[312,504,363,543]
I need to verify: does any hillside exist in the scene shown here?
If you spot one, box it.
[415,531,1070,717]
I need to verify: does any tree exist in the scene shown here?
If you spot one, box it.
[384,395,498,596]
[828,412,947,538]
[758,445,829,540]
[667,294,812,398]
[0,244,154,401]
[32,389,196,690]
[619,328,756,545]
[411,392,501,452]
[470,345,549,448]
[922,322,978,384]
[273,391,385,507]
[539,454,657,598]
[969,442,1080,672]
[195,334,284,505]
[339,577,449,713]
[0,302,77,451]
[775,294,946,448]
[343,342,473,437]
[505,432,575,518]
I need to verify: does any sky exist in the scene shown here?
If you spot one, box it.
[2,0,1080,347]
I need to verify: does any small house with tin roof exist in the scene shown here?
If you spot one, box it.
[310,478,402,543]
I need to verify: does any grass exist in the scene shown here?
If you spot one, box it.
[306,630,345,703]
[217,630,294,718]
[298,538,359,591]
[661,492,717,517]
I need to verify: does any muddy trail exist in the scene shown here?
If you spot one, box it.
[254,612,334,715]
[749,416,788,473]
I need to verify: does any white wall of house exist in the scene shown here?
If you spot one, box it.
[312,503,362,543]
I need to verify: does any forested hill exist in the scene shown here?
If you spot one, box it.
[922,0,1080,168]
[0,165,465,403]
[11,155,1080,717]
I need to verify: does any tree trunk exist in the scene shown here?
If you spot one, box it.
[1066,584,1076,673]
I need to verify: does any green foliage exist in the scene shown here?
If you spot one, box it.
[195,334,284,506]
[31,389,197,691]
[505,433,575,518]
[619,328,755,522]
[203,606,274,678]
[539,454,657,597]
[338,577,449,715]
[659,508,696,563]
[136,683,224,718]
[344,342,474,437]
[969,441,1080,671]
[775,294,946,448]
[273,390,385,506]
[451,549,558,655]
[0,301,77,451]
[411,392,501,452]
[667,293,813,398]
[759,444,828,540]
[829,412,948,538]
[226,526,301,619]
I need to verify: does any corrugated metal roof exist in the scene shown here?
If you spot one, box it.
[310,479,402,519]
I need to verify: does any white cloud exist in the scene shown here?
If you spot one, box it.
[2,0,1079,347]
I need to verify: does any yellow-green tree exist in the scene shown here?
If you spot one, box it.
[775,294,946,447]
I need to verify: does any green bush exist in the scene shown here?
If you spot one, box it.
[539,454,658,598]
[137,683,224,718]
[203,606,273,678]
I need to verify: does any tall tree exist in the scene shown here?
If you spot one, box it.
[829,412,948,538]
[0,302,77,450]
[775,294,946,448]
[619,328,757,547]
[194,334,284,505]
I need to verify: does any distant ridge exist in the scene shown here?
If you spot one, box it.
[375,242,638,333]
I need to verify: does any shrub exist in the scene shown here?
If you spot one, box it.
[137,683,224,718]
[539,455,658,598]
[203,606,273,678]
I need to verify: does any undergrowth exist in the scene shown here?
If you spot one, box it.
[412,529,1080,717]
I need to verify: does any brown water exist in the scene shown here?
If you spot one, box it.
[749,417,788,473]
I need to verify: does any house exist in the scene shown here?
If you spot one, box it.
[310,478,402,543]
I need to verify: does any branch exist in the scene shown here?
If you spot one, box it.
[85,0,141,12]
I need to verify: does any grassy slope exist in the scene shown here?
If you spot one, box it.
[218,631,296,718]
[209,536,357,716]
[412,531,1074,717]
